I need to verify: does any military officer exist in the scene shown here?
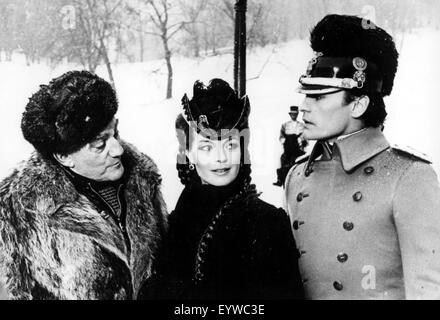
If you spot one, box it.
[284,14,440,299]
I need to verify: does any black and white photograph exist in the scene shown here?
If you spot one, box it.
[0,0,440,307]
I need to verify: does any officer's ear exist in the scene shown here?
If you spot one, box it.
[53,152,74,168]
[350,95,370,119]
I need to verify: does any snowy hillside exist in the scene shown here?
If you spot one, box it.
[1,29,439,210]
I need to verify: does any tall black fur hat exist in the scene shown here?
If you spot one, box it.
[298,14,398,96]
[21,70,118,158]
[181,78,250,138]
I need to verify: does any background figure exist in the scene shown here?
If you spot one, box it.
[0,71,167,300]
[274,106,307,186]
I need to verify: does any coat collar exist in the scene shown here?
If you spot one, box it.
[307,127,390,172]
[6,140,160,214]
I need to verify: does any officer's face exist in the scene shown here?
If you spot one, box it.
[299,90,353,141]
[69,118,125,181]
[187,133,241,187]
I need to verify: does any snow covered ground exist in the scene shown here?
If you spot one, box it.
[1,29,439,210]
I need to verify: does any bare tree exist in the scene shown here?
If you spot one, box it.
[179,0,208,57]
[247,1,268,47]
[202,0,282,53]
[127,0,193,99]
[2,0,439,72]
[199,0,234,55]
[14,0,59,65]
[69,1,103,72]
[84,0,122,88]
[219,0,235,21]
[50,0,123,88]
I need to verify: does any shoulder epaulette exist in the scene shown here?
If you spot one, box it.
[391,144,432,164]
[295,153,310,165]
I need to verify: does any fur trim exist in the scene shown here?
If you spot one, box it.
[0,141,167,299]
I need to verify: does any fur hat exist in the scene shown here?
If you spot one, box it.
[21,70,118,158]
[181,78,250,138]
[298,14,398,96]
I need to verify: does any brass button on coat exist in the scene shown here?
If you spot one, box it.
[352,191,363,202]
[343,221,354,231]
[364,166,375,174]
[284,127,440,299]
[337,253,348,263]
[333,281,343,291]
[293,220,305,230]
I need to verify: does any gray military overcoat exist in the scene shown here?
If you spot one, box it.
[285,127,440,299]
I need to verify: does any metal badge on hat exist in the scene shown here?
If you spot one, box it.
[352,57,367,88]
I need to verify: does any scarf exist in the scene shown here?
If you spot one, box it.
[60,164,127,226]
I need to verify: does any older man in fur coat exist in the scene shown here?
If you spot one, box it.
[0,71,167,300]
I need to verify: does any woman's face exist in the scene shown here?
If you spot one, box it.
[187,133,241,187]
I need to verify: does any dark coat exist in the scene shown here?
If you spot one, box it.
[147,183,303,300]
[0,141,168,300]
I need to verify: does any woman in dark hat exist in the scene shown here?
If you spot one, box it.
[147,79,303,300]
